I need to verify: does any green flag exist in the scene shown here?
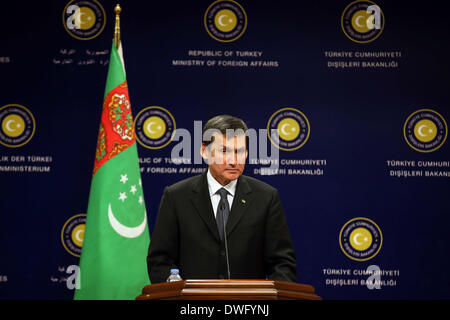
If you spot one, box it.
[74,42,150,300]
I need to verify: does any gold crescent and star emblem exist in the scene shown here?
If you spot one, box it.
[349,227,372,251]
[267,107,310,151]
[339,217,382,261]
[135,106,176,150]
[143,116,166,140]
[341,0,384,43]
[414,119,437,143]
[277,118,300,141]
[1,114,25,138]
[0,104,35,148]
[62,0,106,40]
[73,6,96,30]
[204,0,247,42]
[404,109,447,153]
[214,9,237,32]
[61,214,87,257]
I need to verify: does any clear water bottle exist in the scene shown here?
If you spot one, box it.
[166,268,183,282]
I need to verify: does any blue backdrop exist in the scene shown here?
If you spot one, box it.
[1,0,449,299]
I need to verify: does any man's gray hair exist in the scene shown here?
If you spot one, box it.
[202,115,248,147]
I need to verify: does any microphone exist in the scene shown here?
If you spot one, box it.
[219,201,231,280]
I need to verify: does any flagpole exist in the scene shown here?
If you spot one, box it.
[114,4,121,49]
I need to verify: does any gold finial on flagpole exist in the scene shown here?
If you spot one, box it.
[114,4,121,49]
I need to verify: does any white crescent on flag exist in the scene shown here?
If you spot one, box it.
[108,203,147,238]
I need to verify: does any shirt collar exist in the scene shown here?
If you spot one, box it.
[207,169,237,197]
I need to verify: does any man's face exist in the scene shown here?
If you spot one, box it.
[201,133,247,186]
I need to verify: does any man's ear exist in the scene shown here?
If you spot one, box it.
[200,143,208,160]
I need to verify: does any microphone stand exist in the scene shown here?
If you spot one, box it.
[220,202,231,279]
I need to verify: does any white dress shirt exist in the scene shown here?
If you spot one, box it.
[206,169,237,218]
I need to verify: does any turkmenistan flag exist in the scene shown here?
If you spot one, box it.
[74,41,150,300]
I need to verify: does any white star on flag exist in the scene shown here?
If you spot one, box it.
[130,185,137,194]
[120,174,128,184]
[118,192,127,202]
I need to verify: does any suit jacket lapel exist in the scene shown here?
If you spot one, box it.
[190,172,220,242]
[227,175,252,237]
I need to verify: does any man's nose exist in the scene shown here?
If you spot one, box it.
[226,151,237,166]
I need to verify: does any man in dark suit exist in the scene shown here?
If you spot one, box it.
[147,115,297,283]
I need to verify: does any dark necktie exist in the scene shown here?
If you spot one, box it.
[216,187,230,240]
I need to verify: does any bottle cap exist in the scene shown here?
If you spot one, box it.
[170,268,179,274]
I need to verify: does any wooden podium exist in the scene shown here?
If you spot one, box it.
[136,279,321,300]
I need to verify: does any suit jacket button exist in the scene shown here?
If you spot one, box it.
[220,250,225,256]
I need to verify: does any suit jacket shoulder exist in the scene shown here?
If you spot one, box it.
[238,174,279,196]
[165,173,203,193]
